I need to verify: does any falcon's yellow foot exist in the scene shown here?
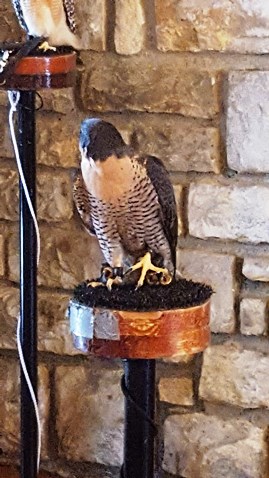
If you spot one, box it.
[130,252,172,289]
[39,41,56,52]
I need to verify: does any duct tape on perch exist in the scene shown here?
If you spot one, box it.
[67,279,213,359]
[68,302,120,340]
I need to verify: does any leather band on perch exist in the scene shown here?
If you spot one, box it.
[0,48,77,90]
[68,282,212,359]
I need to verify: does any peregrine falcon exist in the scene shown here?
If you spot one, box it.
[11,0,80,50]
[73,118,178,288]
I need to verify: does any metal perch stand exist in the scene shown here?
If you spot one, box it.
[121,359,156,478]
[19,90,38,478]
[0,47,76,478]
[69,293,211,478]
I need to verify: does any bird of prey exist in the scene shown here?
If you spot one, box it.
[73,118,178,289]
[11,0,80,51]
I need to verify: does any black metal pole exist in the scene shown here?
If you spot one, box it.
[18,90,38,478]
[122,359,156,478]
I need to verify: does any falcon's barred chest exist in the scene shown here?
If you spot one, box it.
[73,118,178,286]
[75,154,174,271]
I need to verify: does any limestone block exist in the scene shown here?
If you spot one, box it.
[8,223,103,289]
[0,165,73,222]
[115,0,146,55]
[163,413,267,477]
[0,1,23,42]
[0,359,50,457]
[104,114,221,173]
[37,169,73,222]
[39,89,77,115]
[55,365,124,466]
[77,0,106,51]
[227,72,269,173]
[81,53,219,119]
[243,256,269,282]
[155,0,269,54]
[0,285,19,350]
[159,377,193,406]
[200,343,269,408]
[37,114,81,168]
[188,179,269,243]
[177,250,236,333]
[0,235,5,276]
[0,168,18,220]
[0,285,79,355]
[0,108,13,158]
[38,291,80,355]
[240,298,267,336]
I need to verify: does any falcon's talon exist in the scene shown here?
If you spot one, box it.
[130,251,171,289]
[160,272,172,286]
[101,265,113,280]
[106,276,123,291]
[87,281,105,288]
[39,41,56,52]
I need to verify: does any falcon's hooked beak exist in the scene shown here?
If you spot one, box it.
[79,146,95,168]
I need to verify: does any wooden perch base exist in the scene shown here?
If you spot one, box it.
[70,299,211,359]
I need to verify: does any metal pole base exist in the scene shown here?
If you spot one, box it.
[121,359,157,478]
[18,90,37,478]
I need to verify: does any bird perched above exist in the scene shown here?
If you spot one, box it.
[73,118,178,289]
[11,0,81,51]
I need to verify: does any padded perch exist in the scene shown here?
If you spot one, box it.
[68,279,213,359]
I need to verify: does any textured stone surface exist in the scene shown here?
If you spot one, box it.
[38,291,80,355]
[0,359,49,456]
[188,179,269,243]
[163,413,267,478]
[240,298,267,336]
[200,343,269,408]
[105,114,220,173]
[8,223,103,288]
[0,168,18,220]
[40,89,77,115]
[115,0,146,55]
[37,169,73,222]
[227,72,269,173]
[155,0,269,54]
[0,1,23,42]
[0,236,5,277]
[37,114,81,168]
[0,285,78,355]
[177,250,236,333]
[76,0,106,51]
[159,377,193,406]
[0,109,13,158]
[0,166,73,222]
[55,365,124,466]
[81,53,218,118]
[0,285,19,350]
[243,256,269,282]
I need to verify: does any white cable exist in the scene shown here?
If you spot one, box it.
[8,90,42,472]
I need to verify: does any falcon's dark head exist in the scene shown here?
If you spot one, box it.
[79,118,126,161]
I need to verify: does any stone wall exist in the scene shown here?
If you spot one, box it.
[0,1,269,477]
